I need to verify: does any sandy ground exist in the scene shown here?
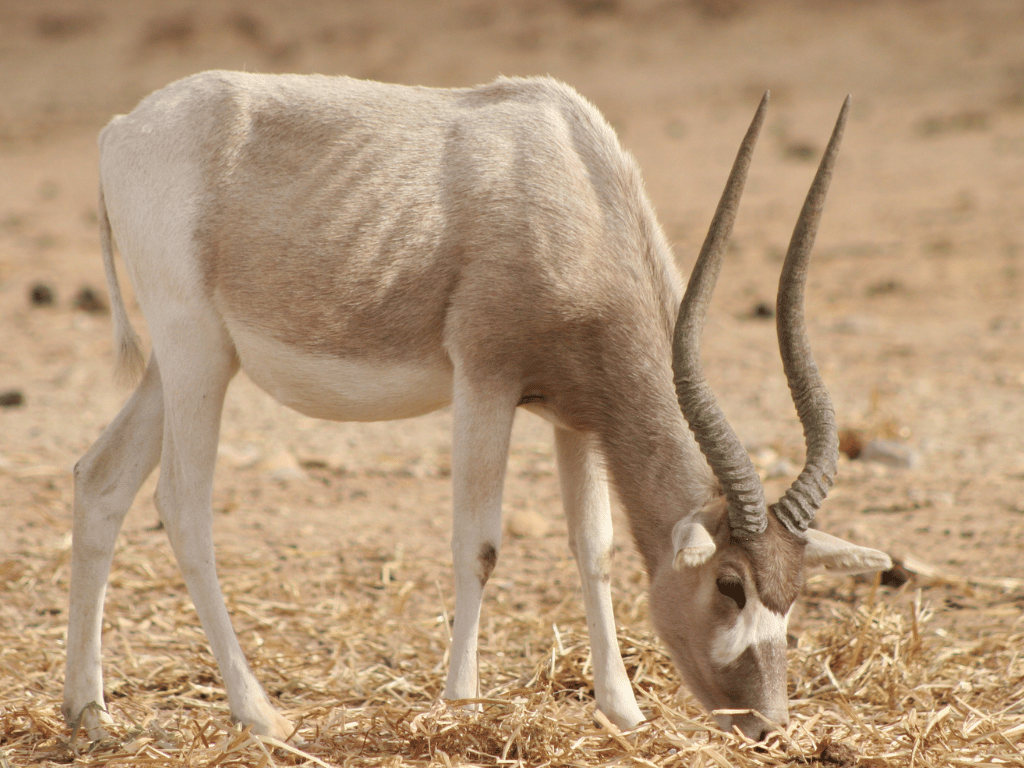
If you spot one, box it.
[1,0,1023,759]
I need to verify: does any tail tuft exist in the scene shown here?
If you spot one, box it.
[114,332,146,389]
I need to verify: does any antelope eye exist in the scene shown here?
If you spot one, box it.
[716,577,746,610]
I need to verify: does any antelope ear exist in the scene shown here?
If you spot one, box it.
[672,519,717,570]
[804,529,892,575]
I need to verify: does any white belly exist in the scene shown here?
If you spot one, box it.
[227,323,453,422]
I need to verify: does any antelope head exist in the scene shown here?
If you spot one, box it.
[650,94,891,739]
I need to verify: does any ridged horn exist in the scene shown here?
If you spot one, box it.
[673,93,769,540]
[770,96,850,535]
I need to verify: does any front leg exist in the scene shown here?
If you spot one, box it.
[555,427,645,730]
[443,373,517,704]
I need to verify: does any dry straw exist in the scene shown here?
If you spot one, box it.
[2,528,1021,767]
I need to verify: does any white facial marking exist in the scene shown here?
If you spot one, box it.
[711,600,790,666]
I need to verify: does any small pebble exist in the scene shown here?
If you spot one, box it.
[831,315,876,335]
[217,443,262,470]
[506,509,550,539]
[74,287,108,314]
[860,439,920,469]
[261,447,306,482]
[29,283,55,306]
[784,141,818,162]
[764,457,796,480]
[0,390,24,408]
[751,446,779,467]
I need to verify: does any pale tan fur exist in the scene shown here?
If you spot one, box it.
[65,72,890,744]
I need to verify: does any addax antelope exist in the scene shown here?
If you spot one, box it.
[64,71,890,742]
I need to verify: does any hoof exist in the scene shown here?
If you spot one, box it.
[67,701,114,742]
[235,707,296,742]
[264,711,297,742]
[597,702,646,732]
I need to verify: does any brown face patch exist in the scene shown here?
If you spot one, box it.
[739,512,807,614]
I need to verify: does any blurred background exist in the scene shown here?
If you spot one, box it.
[1,0,1023,574]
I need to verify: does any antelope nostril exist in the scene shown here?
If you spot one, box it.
[757,728,771,742]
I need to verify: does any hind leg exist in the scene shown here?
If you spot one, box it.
[151,323,293,740]
[64,357,164,738]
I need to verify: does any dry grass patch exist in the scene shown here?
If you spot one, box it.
[2,525,1021,767]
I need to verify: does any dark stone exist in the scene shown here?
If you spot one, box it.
[0,390,25,408]
[29,283,55,306]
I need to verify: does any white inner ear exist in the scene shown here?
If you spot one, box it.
[804,529,893,575]
[712,600,791,666]
[672,519,717,570]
